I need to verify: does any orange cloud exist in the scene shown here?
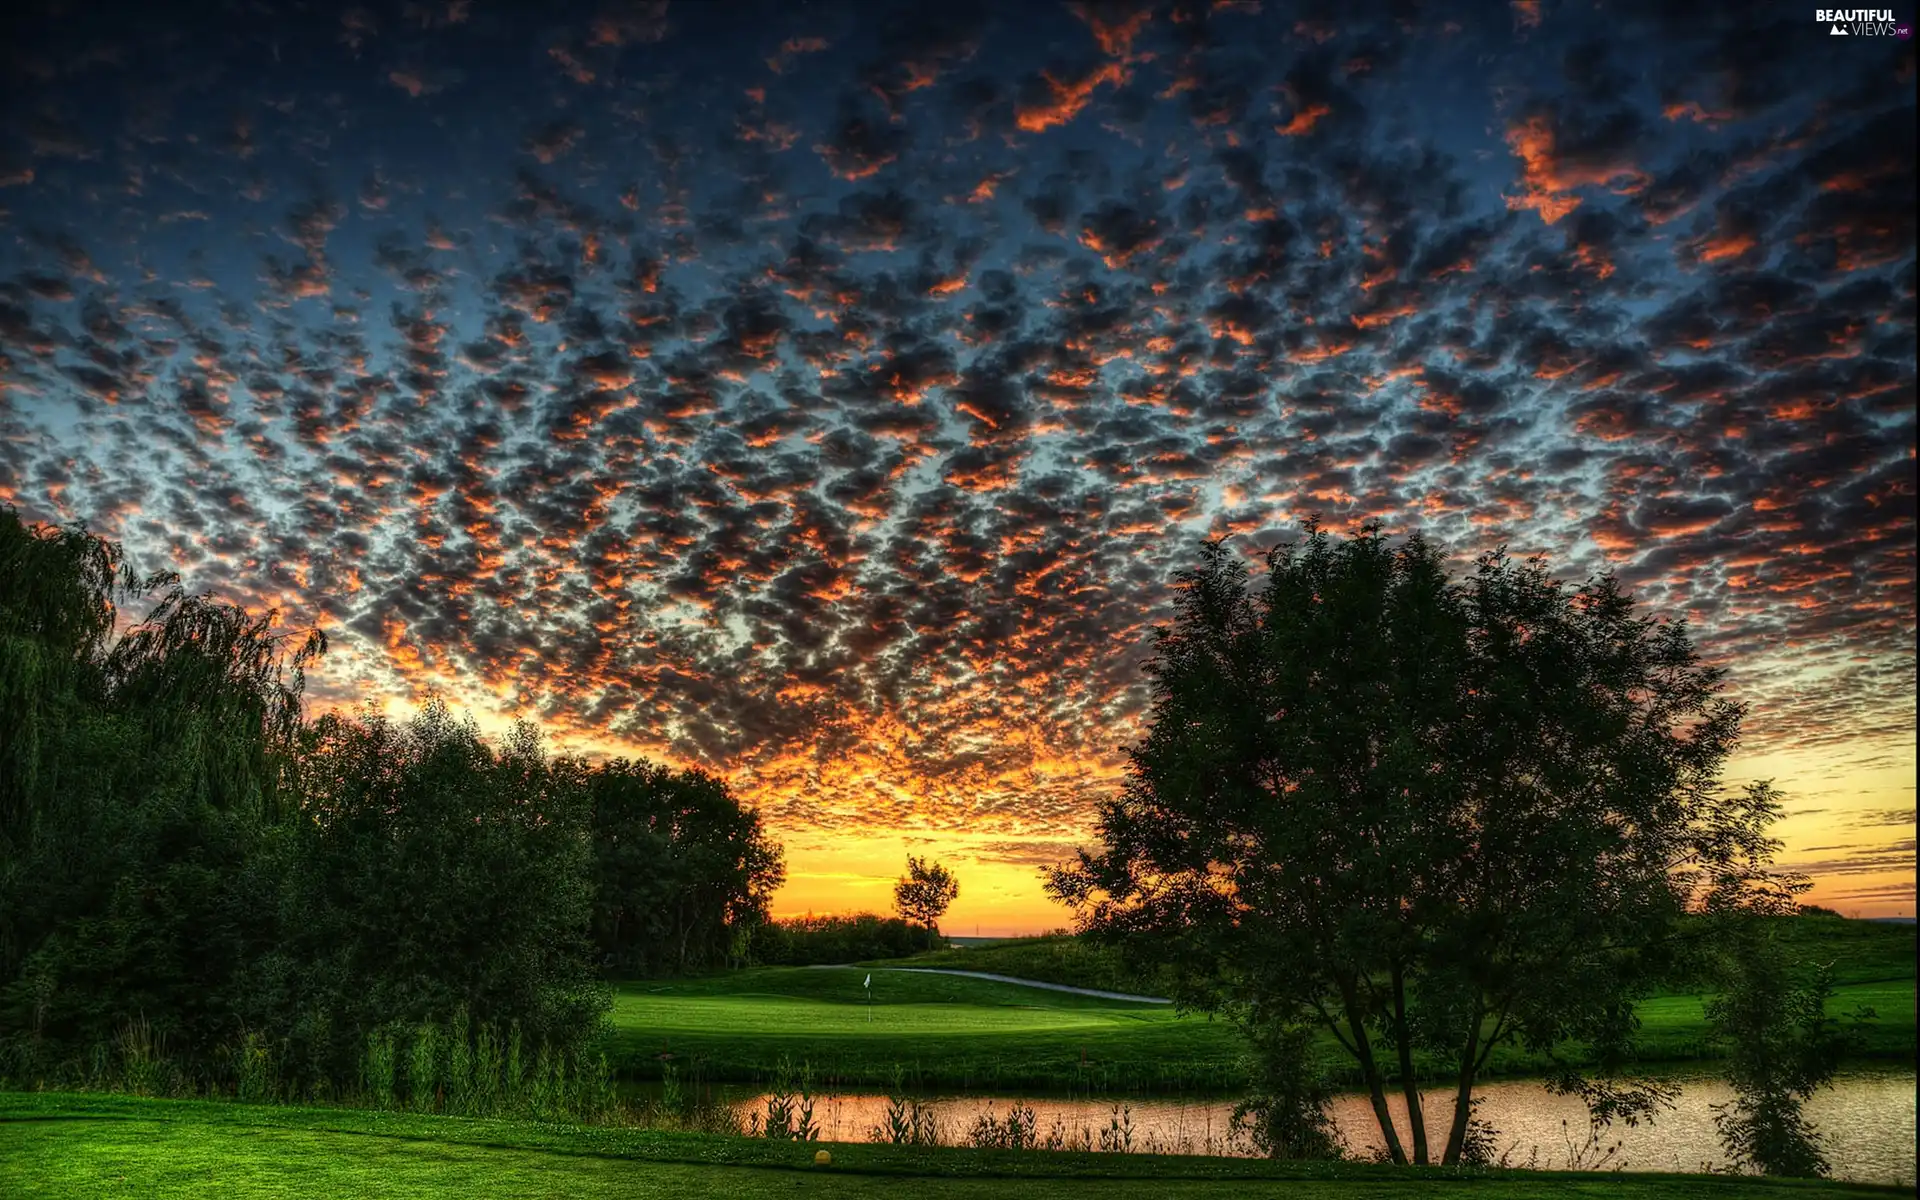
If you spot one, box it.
[1503,112,1647,224]
[1016,61,1128,133]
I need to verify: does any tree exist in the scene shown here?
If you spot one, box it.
[2,506,624,1099]
[268,701,607,1084]
[1,507,323,1072]
[894,856,959,943]
[1701,868,1845,1177]
[588,760,785,976]
[1049,522,1790,1166]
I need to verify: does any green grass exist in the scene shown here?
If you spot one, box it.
[884,935,1151,996]
[1623,981,1914,1063]
[893,918,1917,997]
[612,967,1231,1092]
[1,1091,1906,1199]
[1766,918,1918,988]
[609,960,1916,1093]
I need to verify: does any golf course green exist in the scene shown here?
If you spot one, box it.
[613,966,1237,1090]
[608,957,1916,1091]
[2,1092,1908,1199]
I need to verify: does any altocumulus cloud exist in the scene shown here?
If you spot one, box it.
[0,0,1911,892]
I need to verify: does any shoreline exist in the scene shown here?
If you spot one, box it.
[614,1054,1920,1102]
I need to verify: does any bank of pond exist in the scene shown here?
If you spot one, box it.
[620,1066,1916,1187]
[2,1084,1912,1198]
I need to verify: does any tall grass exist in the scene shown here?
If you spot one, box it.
[116,1015,172,1098]
[407,1022,441,1112]
[633,1059,742,1135]
[966,1101,1039,1150]
[874,1066,941,1146]
[230,1030,276,1105]
[362,1025,398,1110]
[5,1013,622,1127]
[750,1055,819,1141]
[447,1008,476,1116]
[473,1024,505,1117]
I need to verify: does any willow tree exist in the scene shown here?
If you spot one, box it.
[0,509,131,859]
[1049,522,1789,1165]
[0,505,322,1062]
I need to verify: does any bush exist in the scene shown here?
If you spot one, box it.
[748,913,931,965]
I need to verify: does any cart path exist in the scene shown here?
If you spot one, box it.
[810,964,1172,1004]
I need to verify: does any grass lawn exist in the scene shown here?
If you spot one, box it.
[609,943,1916,1092]
[611,967,1238,1091]
[895,918,1917,997]
[1,1092,1907,1199]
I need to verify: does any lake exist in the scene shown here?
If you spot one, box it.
[718,1068,1916,1185]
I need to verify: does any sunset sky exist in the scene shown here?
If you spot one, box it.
[0,0,1912,932]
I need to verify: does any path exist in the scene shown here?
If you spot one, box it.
[813,964,1172,1004]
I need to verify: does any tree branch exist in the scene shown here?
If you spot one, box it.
[1310,995,1359,1057]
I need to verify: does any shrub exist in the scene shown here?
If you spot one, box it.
[749,913,928,965]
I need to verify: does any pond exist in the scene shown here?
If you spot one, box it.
[709,1068,1916,1185]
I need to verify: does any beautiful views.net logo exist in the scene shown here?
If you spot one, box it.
[1815,7,1913,35]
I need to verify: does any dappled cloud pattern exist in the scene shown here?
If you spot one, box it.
[0,0,1912,923]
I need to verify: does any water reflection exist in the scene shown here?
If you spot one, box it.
[712,1069,1914,1185]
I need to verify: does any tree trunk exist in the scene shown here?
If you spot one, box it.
[1338,974,1407,1165]
[1440,999,1484,1165]
[1391,961,1429,1164]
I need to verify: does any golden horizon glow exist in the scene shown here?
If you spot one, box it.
[328,691,1916,932]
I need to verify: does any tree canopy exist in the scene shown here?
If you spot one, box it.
[589,760,785,976]
[1049,522,1800,1166]
[894,856,960,941]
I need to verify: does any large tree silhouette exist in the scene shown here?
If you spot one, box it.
[589,760,785,976]
[1050,521,1796,1165]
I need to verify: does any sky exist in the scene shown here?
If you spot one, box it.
[0,0,1913,932]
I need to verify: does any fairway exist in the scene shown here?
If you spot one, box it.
[611,967,1235,1091]
[610,966,1917,1092]
[1,1093,1906,1200]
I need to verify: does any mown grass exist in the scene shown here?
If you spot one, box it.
[611,968,1234,1092]
[887,934,1151,996]
[1,1091,1907,1199]
[608,920,1917,1092]
[892,918,1917,996]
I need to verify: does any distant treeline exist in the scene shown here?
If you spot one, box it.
[0,508,783,1097]
[749,913,937,965]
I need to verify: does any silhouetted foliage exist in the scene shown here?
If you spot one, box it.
[1231,1015,1343,1160]
[589,760,784,976]
[1050,521,1798,1166]
[748,913,930,965]
[1,509,321,1069]
[261,702,608,1086]
[894,855,959,944]
[1700,883,1847,1177]
[0,506,785,1096]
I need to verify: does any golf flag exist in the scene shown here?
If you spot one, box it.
[864,974,871,988]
